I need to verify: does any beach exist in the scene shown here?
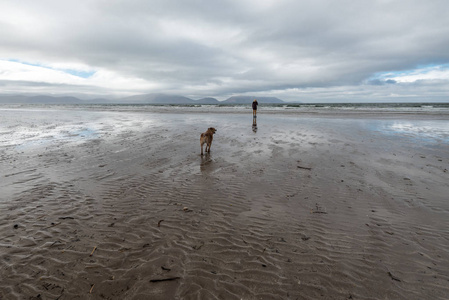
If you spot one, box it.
[1,106,448,299]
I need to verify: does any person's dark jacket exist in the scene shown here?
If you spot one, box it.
[252,101,258,110]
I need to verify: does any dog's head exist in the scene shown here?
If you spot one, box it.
[208,127,217,134]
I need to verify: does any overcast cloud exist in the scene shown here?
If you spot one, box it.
[1,0,449,102]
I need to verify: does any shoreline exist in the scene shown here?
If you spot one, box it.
[1,103,449,120]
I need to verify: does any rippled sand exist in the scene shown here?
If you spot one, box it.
[1,108,448,299]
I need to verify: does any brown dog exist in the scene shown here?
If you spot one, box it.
[200,127,216,155]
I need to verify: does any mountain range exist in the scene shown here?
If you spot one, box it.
[0,93,289,104]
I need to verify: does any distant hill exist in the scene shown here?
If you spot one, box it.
[88,98,114,104]
[0,93,287,104]
[0,95,83,104]
[120,94,223,104]
[30,95,82,104]
[119,93,195,104]
[223,96,284,104]
[195,97,220,104]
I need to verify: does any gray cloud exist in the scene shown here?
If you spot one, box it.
[1,0,449,102]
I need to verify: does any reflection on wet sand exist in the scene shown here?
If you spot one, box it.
[252,116,257,133]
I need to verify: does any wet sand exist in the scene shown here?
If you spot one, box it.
[1,108,448,299]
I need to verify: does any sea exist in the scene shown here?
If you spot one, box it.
[1,102,449,114]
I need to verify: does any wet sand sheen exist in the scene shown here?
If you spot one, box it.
[1,109,448,299]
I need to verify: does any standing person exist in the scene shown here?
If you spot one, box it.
[252,99,259,117]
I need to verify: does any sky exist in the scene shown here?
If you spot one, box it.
[1,0,449,102]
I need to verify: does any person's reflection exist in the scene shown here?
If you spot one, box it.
[252,116,257,133]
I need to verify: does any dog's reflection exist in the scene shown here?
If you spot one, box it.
[252,116,257,133]
[200,153,213,173]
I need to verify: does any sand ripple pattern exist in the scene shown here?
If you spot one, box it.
[1,110,448,299]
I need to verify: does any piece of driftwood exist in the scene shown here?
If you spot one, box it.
[388,271,401,282]
[297,166,312,170]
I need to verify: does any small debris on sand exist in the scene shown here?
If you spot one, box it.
[388,271,401,282]
[89,246,97,257]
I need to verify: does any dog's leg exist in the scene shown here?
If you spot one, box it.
[207,141,212,153]
[201,142,204,155]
